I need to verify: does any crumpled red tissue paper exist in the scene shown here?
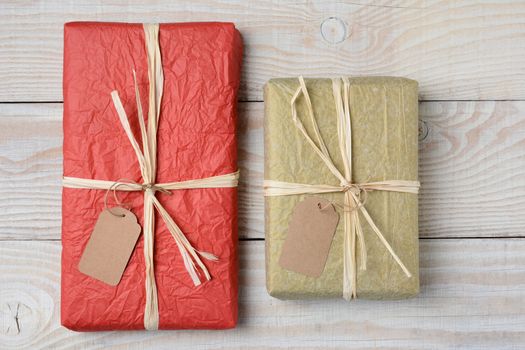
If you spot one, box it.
[61,22,243,331]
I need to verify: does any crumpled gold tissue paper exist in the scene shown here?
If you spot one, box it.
[264,77,419,299]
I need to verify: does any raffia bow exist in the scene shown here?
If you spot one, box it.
[62,24,239,330]
[264,76,419,300]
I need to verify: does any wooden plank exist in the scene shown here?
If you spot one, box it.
[1,101,525,240]
[1,0,525,102]
[1,239,525,349]
[419,101,525,237]
[0,104,62,240]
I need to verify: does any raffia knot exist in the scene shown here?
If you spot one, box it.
[341,182,362,196]
[141,183,172,195]
[340,182,369,211]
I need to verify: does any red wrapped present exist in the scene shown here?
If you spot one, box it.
[61,22,242,331]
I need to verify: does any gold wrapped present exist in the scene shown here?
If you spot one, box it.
[264,77,419,300]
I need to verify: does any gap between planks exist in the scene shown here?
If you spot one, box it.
[3,237,525,243]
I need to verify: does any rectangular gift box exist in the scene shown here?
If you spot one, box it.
[61,22,242,330]
[264,77,419,299]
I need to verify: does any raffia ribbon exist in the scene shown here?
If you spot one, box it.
[62,23,239,330]
[264,76,420,300]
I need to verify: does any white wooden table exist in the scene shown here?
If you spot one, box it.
[1,1,525,349]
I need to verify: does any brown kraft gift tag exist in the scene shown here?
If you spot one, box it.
[279,197,339,277]
[78,207,142,286]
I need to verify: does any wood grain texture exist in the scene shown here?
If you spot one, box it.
[1,239,525,349]
[1,0,525,102]
[0,104,62,240]
[1,101,524,240]
[419,101,525,237]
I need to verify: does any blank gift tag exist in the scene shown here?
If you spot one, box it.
[279,197,339,277]
[78,207,142,286]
